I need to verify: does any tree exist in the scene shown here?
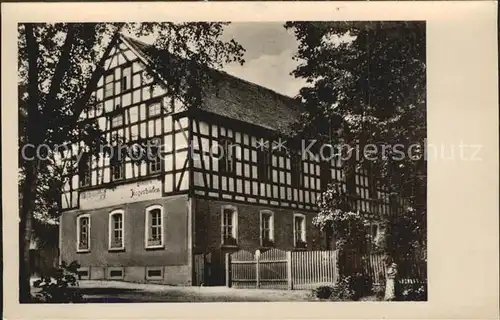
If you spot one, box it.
[18,22,245,302]
[285,22,426,263]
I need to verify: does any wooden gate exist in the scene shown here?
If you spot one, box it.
[228,249,290,289]
[259,248,289,289]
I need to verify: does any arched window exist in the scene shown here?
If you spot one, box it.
[109,210,125,250]
[76,214,91,252]
[260,210,275,247]
[221,205,238,246]
[145,205,164,249]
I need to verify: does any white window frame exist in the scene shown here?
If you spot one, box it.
[293,213,306,247]
[259,210,275,247]
[221,205,238,246]
[76,214,91,253]
[144,205,164,249]
[108,209,125,251]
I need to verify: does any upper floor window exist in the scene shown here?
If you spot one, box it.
[219,138,235,175]
[111,114,124,128]
[79,152,91,187]
[110,150,125,181]
[145,205,164,249]
[290,153,303,188]
[260,210,274,247]
[257,147,271,182]
[221,206,238,246]
[147,138,162,174]
[148,102,162,118]
[77,214,91,252]
[346,171,357,195]
[293,213,306,249]
[109,210,124,250]
[104,72,114,98]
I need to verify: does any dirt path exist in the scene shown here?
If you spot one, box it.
[73,280,314,303]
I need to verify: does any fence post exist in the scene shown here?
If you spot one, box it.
[255,249,260,288]
[287,251,293,290]
[225,253,231,288]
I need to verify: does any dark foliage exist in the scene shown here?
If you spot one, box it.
[32,261,82,303]
[399,282,427,301]
[313,285,335,299]
[287,21,427,277]
[330,276,355,301]
[329,273,372,301]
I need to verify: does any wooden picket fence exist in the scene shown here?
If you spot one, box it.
[226,248,339,290]
[226,249,426,290]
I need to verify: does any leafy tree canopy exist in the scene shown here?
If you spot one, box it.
[285,21,426,260]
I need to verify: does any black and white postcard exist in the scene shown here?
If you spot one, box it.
[2,2,498,320]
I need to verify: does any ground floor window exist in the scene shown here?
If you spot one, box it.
[77,214,91,252]
[222,206,238,246]
[260,210,274,247]
[145,205,164,248]
[109,210,124,250]
[294,213,306,249]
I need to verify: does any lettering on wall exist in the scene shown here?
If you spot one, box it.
[79,179,162,210]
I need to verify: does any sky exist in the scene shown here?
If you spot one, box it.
[220,22,307,98]
[132,22,307,98]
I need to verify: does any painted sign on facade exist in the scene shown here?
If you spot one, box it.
[79,179,162,210]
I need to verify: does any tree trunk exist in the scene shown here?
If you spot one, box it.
[19,160,38,303]
[20,23,40,303]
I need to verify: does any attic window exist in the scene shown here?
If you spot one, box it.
[121,77,129,91]
[121,66,132,91]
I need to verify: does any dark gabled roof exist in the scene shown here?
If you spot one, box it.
[120,34,304,135]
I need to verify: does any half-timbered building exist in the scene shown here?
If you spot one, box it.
[59,34,394,286]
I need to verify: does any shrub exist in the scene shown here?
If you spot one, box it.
[330,276,356,301]
[330,273,373,301]
[400,282,427,301]
[313,285,335,299]
[350,272,373,299]
[32,260,83,303]
[373,283,386,301]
